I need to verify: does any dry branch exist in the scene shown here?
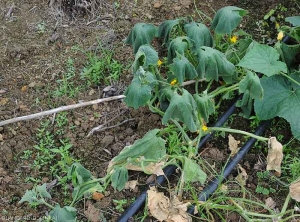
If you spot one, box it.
[0,95,125,127]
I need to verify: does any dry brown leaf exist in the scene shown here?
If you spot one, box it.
[84,201,101,222]
[235,164,248,186]
[267,137,283,177]
[289,180,300,202]
[126,161,165,176]
[265,197,276,209]
[124,180,138,190]
[92,191,104,201]
[228,134,240,157]
[147,187,191,222]
[21,85,28,92]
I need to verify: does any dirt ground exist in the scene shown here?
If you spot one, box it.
[0,0,299,221]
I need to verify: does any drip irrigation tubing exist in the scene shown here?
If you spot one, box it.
[187,120,271,215]
[117,96,241,222]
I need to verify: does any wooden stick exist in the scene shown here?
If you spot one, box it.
[0,95,125,127]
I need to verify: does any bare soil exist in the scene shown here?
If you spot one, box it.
[0,0,299,221]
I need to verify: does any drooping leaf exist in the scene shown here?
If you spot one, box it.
[132,45,158,73]
[124,67,157,109]
[182,157,207,184]
[72,181,104,201]
[68,163,92,186]
[157,19,183,46]
[285,16,300,27]
[277,42,300,68]
[125,23,157,53]
[194,91,215,123]
[196,46,235,83]
[254,74,300,140]
[238,43,287,76]
[236,71,263,117]
[111,166,128,191]
[167,37,192,64]
[184,22,213,50]
[162,89,198,132]
[211,6,248,34]
[169,54,197,84]
[109,129,166,167]
[49,205,77,222]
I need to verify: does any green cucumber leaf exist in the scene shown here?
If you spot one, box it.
[169,54,198,85]
[211,6,248,34]
[124,67,157,109]
[184,22,213,50]
[162,89,198,132]
[167,37,192,64]
[111,129,166,166]
[285,16,300,27]
[194,92,215,123]
[236,71,263,117]
[49,205,77,222]
[196,46,235,83]
[157,19,183,46]
[226,38,253,64]
[182,157,207,184]
[238,43,287,76]
[67,163,92,186]
[111,167,128,191]
[254,74,300,140]
[277,43,300,68]
[125,23,157,54]
[72,180,104,201]
[132,44,158,73]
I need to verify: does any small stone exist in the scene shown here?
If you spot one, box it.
[174,6,182,11]
[88,89,95,96]
[0,134,3,141]
[74,120,80,126]
[101,135,114,147]
[125,128,134,136]
[34,81,45,89]
[92,104,98,110]
[28,82,36,88]
[146,13,153,20]
[153,2,162,8]
[0,127,3,132]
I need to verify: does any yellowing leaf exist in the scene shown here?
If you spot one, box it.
[290,180,300,202]
[228,134,240,157]
[147,187,192,222]
[266,137,283,177]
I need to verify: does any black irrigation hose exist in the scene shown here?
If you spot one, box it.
[187,120,271,215]
[117,96,241,222]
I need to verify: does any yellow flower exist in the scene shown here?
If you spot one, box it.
[157,59,163,66]
[230,35,238,44]
[170,79,177,86]
[202,125,208,132]
[275,22,280,29]
[277,31,284,41]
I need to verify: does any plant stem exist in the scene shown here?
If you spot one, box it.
[172,119,191,143]
[41,199,55,209]
[195,79,199,94]
[208,83,239,98]
[209,127,269,141]
[281,72,300,86]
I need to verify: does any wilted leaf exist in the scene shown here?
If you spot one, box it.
[147,187,192,222]
[169,54,197,85]
[238,43,287,76]
[125,161,165,176]
[254,74,300,140]
[235,164,247,186]
[125,23,157,53]
[167,37,192,64]
[84,201,101,222]
[196,46,235,84]
[184,22,213,50]
[49,205,77,222]
[124,67,157,109]
[111,166,128,191]
[68,163,92,186]
[228,134,240,157]
[211,6,248,34]
[290,180,300,202]
[157,19,182,46]
[265,197,276,209]
[182,157,207,184]
[132,45,158,73]
[162,89,198,132]
[277,42,300,68]
[193,92,215,123]
[266,137,283,177]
